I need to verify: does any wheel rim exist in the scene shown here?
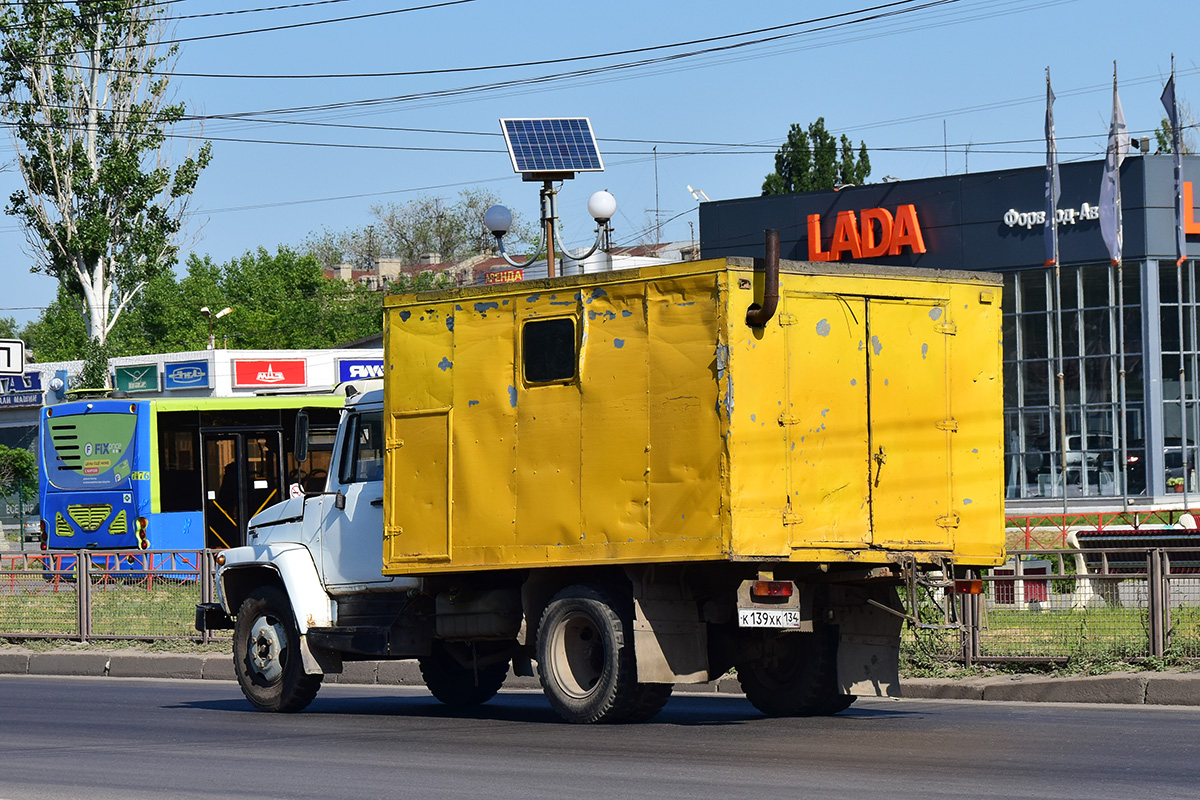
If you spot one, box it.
[548,610,605,699]
[248,614,287,683]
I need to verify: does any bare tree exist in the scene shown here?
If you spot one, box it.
[0,2,211,346]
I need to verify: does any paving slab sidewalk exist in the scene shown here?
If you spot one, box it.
[2,648,1198,705]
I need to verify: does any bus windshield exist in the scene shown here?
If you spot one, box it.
[42,410,137,490]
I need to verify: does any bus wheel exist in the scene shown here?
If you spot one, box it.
[233,586,322,713]
[536,584,639,724]
[418,640,511,707]
[736,627,854,717]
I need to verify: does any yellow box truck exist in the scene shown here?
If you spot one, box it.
[199,233,1005,723]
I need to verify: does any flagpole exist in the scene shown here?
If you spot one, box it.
[1046,68,1069,514]
[1161,54,1191,507]
[1110,62,1130,510]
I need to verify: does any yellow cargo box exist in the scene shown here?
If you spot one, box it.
[382,257,1004,575]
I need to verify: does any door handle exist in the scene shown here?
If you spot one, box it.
[370,497,384,507]
[873,446,887,488]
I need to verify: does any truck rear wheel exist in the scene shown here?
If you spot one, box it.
[233,586,322,713]
[418,640,510,707]
[736,628,854,717]
[536,584,641,724]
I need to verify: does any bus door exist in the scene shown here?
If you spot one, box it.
[202,430,284,549]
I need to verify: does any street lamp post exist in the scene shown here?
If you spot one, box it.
[201,306,232,350]
[485,190,617,277]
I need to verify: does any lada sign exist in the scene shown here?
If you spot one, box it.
[807,204,926,262]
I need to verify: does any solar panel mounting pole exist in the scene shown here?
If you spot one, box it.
[541,180,557,278]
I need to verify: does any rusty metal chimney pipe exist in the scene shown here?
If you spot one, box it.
[745,229,780,328]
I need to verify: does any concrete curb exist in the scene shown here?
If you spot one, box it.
[2,649,1198,705]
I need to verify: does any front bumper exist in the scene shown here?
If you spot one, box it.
[195,602,234,632]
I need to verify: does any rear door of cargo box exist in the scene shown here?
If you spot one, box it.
[865,299,953,549]
[784,293,953,550]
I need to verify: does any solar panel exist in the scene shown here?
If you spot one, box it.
[501,118,604,175]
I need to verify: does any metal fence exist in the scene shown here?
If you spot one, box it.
[2,547,1198,665]
[0,549,220,642]
[904,547,1200,665]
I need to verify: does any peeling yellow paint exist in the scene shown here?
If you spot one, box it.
[381,259,1005,575]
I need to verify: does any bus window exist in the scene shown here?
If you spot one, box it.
[158,415,202,513]
[286,407,339,493]
[41,408,136,489]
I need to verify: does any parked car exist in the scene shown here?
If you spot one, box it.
[22,505,39,542]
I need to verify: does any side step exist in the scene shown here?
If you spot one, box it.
[306,626,390,656]
[306,625,432,658]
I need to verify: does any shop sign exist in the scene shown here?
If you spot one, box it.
[807,204,926,261]
[485,269,524,284]
[1003,203,1100,230]
[233,359,307,388]
[164,360,211,390]
[0,372,42,408]
[1186,181,1200,234]
[337,358,384,382]
[114,364,159,393]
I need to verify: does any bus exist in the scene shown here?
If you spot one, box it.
[37,394,344,559]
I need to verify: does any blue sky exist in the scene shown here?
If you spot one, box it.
[1,0,1196,326]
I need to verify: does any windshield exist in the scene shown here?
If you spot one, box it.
[42,410,138,490]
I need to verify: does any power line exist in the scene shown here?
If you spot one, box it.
[47,0,944,80]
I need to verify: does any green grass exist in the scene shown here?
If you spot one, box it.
[0,575,205,639]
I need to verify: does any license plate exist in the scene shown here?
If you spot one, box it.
[737,608,801,628]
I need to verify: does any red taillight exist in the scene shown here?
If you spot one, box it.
[39,520,47,551]
[953,579,984,595]
[751,580,794,599]
[135,517,150,550]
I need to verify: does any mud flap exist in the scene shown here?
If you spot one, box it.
[830,584,903,698]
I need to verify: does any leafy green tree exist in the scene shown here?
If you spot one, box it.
[0,443,36,507]
[306,188,535,270]
[762,118,871,195]
[0,1,211,348]
[20,284,89,362]
[1155,117,1195,154]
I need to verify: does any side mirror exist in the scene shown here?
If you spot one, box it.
[295,410,310,463]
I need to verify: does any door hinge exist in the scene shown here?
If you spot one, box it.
[934,418,959,432]
[779,413,801,426]
[936,513,960,529]
[937,321,958,335]
[777,313,797,326]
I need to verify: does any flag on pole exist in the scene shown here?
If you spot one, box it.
[1044,69,1061,267]
[1100,63,1129,265]
[1161,58,1185,266]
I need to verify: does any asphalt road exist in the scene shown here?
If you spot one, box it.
[0,677,1196,800]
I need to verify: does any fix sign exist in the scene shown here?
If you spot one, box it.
[807,203,927,262]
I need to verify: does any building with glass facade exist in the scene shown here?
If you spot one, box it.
[699,154,1200,512]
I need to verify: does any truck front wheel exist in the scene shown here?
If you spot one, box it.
[233,586,322,713]
[736,628,854,717]
[418,640,511,707]
[536,584,642,724]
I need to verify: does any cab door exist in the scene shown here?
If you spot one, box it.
[319,410,392,587]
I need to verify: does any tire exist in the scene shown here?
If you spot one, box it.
[233,586,322,713]
[536,584,641,724]
[736,628,855,717]
[418,640,510,707]
[623,683,674,723]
